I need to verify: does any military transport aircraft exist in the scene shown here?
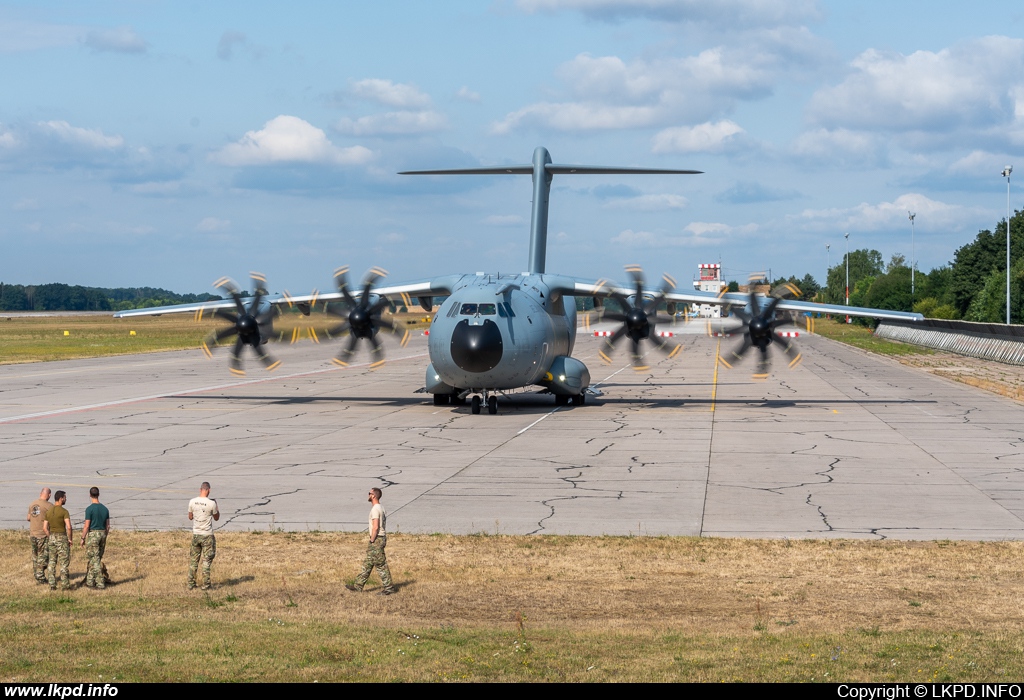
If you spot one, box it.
[114,147,922,415]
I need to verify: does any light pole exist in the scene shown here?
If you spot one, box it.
[908,211,916,303]
[825,243,831,303]
[845,232,850,323]
[1003,165,1013,325]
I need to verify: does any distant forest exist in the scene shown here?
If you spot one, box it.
[0,283,221,312]
[751,209,1024,324]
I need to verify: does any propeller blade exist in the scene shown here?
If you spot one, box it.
[229,336,246,376]
[252,343,281,372]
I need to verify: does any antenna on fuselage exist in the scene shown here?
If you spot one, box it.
[399,147,702,275]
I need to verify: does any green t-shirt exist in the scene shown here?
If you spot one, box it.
[84,502,109,532]
[45,505,70,536]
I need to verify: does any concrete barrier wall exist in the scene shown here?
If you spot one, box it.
[875,319,1024,365]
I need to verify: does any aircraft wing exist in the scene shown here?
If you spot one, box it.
[112,277,457,319]
[566,278,924,322]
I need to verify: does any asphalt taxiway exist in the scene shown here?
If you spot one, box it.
[2,325,1023,539]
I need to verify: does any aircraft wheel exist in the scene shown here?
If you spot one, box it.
[571,393,585,406]
[471,396,481,414]
[487,395,498,415]
[554,394,569,406]
[433,393,450,406]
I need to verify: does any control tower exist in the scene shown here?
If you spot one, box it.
[692,263,726,318]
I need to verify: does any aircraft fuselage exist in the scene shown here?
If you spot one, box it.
[424,272,581,395]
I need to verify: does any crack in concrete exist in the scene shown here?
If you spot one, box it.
[222,488,303,526]
[805,491,834,531]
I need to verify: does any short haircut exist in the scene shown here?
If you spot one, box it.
[54,490,66,502]
[370,487,382,499]
[89,487,99,498]
[200,482,211,492]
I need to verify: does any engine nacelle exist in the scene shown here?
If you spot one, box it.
[542,355,591,396]
[424,362,455,395]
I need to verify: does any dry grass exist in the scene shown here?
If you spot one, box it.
[3,531,1024,682]
[0,311,424,365]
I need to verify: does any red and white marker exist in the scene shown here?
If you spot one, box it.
[593,330,613,337]
[776,331,800,338]
[423,330,430,336]
[657,331,674,337]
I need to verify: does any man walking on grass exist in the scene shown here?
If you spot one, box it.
[27,487,52,584]
[187,481,219,590]
[81,486,111,589]
[346,487,395,596]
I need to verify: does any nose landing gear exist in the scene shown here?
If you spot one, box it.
[469,391,499,415]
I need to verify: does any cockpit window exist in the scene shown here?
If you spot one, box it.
[460,303,497,315]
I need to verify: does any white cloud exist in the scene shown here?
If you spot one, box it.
[490,46,797,134]
[212,116,373,167]
[791,128,882,166]
[610,221,757,247]
[12,198,38,211]
[350,79,432,108]
[197,217,231,232]
[603,193,689,210]
[483,214,524,226]
[334,110,447,136]
[515,0,820,28]
[82,26,148,54]
[792,193,976,233]
[808,37,1024,135]
[455,86,481,102]
[652,120,744,153]
[41,120,124,150]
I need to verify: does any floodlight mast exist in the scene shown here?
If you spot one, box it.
[1003,165,1013,325]
[908,212,916,302]
[844,232,850,323]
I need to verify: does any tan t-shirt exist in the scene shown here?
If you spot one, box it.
[27,499,53,538]
[188,496,219,535]
[369,503,386,536]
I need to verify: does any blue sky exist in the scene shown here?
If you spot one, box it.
[3,0,1024,295]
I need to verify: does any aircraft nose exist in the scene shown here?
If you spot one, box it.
[450,319,503,373]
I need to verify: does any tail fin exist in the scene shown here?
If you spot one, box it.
[400,147,701,275]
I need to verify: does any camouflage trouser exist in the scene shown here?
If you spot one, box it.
[85,531,109,588]
[31,536,49,581]
[354,535,393,591]
[46,534,71,589]
[188,534,216,588]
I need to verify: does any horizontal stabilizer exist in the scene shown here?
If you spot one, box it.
[399,164,702,176]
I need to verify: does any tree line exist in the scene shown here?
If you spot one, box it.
[0,283,220,312]
[760,209,1024,323]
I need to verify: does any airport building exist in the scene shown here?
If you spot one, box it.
[692,263,726,318]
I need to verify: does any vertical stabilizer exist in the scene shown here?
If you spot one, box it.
[399,149,702,276]
[529,147,553,274]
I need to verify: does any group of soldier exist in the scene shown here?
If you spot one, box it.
[27,486,110,591]
[26,482,396,595]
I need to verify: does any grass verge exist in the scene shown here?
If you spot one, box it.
[810,318,932,357]
[2,531,1023,682]
[0,311,427,365]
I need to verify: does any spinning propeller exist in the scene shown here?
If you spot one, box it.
[718,281,803,379]
[597,265,682,371]
[199,273,282,376]
[319,266,410,369]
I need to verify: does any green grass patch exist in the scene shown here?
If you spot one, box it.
[812,318,933,356]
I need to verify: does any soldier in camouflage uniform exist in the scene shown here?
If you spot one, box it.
[346,488,395,596]
[81,487,111,589]
[187,482,220,590]
[43,491,73,591]
[26,488,52,583]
